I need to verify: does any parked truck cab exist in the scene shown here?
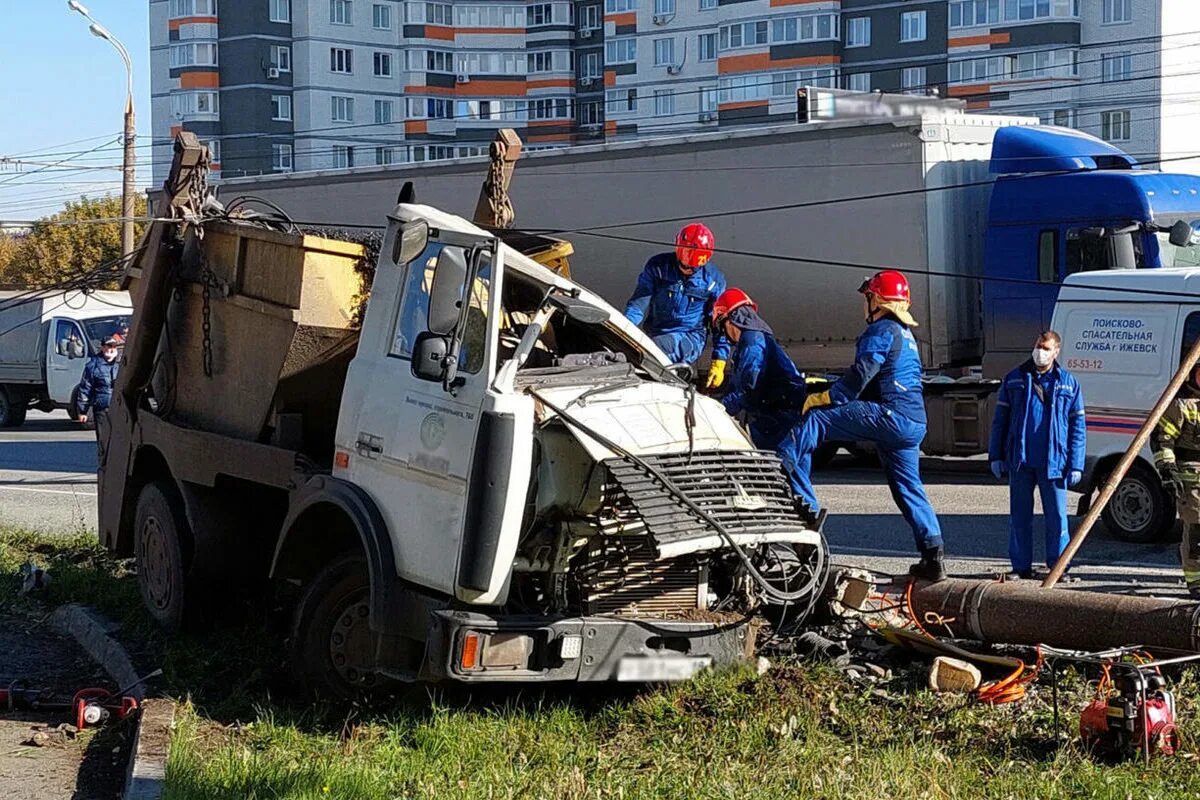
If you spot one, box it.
[1053,267,1200,542]
[983,126,1200,376]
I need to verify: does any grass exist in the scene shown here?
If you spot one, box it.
[5,527,1200,800]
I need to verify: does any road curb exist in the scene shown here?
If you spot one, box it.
[50,604,171,800]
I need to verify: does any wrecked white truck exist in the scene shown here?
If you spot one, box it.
[97,137,827,696]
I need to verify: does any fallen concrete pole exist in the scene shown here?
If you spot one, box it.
[909,579,1200,653]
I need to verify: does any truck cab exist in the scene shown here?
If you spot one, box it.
[1053,268,1200,542]
[983,126,1200,377]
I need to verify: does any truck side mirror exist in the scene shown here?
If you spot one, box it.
[1169,219,1195,248]
[428,246,468,335]
[393,218,429,266]
[412,332,450,383]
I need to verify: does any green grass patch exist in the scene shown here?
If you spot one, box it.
[6,528,1200,800]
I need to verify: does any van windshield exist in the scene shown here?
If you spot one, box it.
[83,315,130,352]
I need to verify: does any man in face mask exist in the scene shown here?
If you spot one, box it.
[76,336,121,431]
[988,331,1086,579]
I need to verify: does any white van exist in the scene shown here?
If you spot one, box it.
[1052,268,1200,542]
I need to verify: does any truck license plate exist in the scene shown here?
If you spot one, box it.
[616,656,712,682]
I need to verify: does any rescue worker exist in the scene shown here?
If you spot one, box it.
[625,222,729,385]
[710,287,806,451]
[988,331,1085,580]
[76,336,120,430]
[1152,362,1200,598]
[779,270,946,580]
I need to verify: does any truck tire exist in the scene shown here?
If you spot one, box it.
[134,480,193,632]
[1101,461,1175,544]
[288,554,395,700]
[0,388,24,428]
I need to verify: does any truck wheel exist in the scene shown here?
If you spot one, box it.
[1101,462,1175,544]
[289,555,392,700]
[134,481,193,632]
[0,388,23,428]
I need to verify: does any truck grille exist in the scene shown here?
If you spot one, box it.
[605,450,811,550]
[578,551,701,617]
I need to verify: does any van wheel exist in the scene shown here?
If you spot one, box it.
[134,480,193,631]
[289,555,395,700]
[1101,462,1175,543]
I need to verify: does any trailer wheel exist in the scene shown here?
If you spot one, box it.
[289,555,394,700]
[1101,462,1175,544]
[134,480,192,631]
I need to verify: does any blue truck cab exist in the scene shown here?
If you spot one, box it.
[981,126,1200,377]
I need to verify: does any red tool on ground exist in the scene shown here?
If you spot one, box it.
[1079,665,1179,759]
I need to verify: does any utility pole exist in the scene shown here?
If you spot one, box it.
[67,1,137,258]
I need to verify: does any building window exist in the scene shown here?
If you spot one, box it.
[271,94,292,120]
[1103,0,1131,23]
[206,139,221,164]
[1053,108,1075,127]
[169,43,219,68]
[605,88,636,115]
[331,48,353,73]
[579,5,599,29]
[372,3,391,29]
[605,0,636,12]
[719,20,769,50]
[847,71,870,92]
[331,95,355,122]
[655,0,675,14]
[845,17,870,48]
[900,11,926,42]
[653,89,674,116]
[270,45,291,72]
[170,91,220,116]
[272,143,293,172]
[1102,52,1132,82]
[901,66,926,94]
[1101,109,1131,141]
[580,100,600,124]
[374,99,394,123]
[699,86,718,113]
[169,0,217,17]
[425,50,454,73]
[426,97,452,118]
[269,0,289,22]
[330,0,352,24]
[528,51,553,73]
[374,52,392,76]
[376,147,397,165]
[527,3,552,26]
[700,0,717,7]
[654,38,675,66]
[582,52,600,78]
[697,33,717,62]
[951,0,1078,28]
[332,146,354,169]
[605,37,637,64]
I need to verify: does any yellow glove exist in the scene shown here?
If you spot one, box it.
[705,360,727,389]
[803,390,831,414]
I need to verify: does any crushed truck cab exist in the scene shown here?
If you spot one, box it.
[100,139,826,695]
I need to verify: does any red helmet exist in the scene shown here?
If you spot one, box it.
[858,270,911,303]
[675,222,715,269]
[711,287,757,328]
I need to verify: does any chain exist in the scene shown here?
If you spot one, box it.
[201,267,214,378]
[486,141,514,229]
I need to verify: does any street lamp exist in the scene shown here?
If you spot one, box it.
[67,1,137,259]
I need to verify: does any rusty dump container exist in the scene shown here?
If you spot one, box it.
[153,221,364,442]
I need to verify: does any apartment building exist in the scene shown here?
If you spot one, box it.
[150,0,1200,182]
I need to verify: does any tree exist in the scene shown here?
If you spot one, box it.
[0,232,20,280]
[0,195,147,289]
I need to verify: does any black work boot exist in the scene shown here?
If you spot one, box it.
[908,546,947,583]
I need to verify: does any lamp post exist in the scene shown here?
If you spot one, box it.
[67,1,136,259]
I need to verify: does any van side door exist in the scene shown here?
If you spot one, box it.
[46,318,88,404]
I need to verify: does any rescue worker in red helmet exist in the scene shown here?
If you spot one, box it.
[711,288,806,451]
[625,222,730,386]
[779,270,947,581]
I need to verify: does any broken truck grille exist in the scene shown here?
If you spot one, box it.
[604,450,810,550]
[579,554,701,617]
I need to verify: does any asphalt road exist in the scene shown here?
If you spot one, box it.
[0,411,1185,596]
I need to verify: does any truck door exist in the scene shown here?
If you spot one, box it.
[341,235,523,603]
[46,318,87,404]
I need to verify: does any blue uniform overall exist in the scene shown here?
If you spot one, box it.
[624,253,730,366]
[780,317,944,551]
[77,355,119,417]
[723,328,806,451]
[988,361,1085,574]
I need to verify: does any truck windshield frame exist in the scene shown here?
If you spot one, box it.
[1152,217,1200,268]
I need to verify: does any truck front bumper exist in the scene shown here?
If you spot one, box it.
[420,610,755,683]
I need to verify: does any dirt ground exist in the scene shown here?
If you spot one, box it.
[0,606,132,800]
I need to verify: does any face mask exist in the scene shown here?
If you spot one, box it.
[1031,347,1054,368]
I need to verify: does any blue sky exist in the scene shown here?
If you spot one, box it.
[0,1,151,221]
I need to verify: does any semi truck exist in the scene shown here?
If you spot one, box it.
[216,89,1200,535]
[0,289,132,427]
[99,137,827,696]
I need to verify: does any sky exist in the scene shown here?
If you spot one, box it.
[0,1,152,223]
